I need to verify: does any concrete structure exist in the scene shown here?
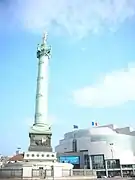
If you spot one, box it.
[55,124,135,177]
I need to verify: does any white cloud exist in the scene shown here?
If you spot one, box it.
[2,0,135,37]
[73,64,135,108]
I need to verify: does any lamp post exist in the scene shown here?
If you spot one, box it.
[110,143,114,159]
[110,143,114,176]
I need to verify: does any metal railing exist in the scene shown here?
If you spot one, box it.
[0,168,23,178]
[72,169,96,176]
[0,168,96,179]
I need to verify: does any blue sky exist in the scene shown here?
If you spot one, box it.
[1,0,135,155]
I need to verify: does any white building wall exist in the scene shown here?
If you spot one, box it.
[115,127,131,134]
[77,137,91,151]
[55,125,135,165]
[55,139,73,153]
[88,140,135,164]
[88,141,108,157]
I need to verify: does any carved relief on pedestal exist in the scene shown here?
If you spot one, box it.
[30,134,51,147]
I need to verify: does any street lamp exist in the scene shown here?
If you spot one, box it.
[110,143,114,160]
[110,143,114,176]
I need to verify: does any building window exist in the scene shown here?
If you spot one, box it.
[47,154,49,157]
[122,164,132,168]
[84,154,90,169]
[26,154,29,157]
[42,154,44,157]
[91,154,105,169]
[37,154,39,157]
[32,154,35,157]
[107,159,120,169]
[72,139,77,152]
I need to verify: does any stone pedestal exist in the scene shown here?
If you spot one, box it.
[23,165,33,178]
[22,163,73,178]
[28,124,52,152]
[24,151,57,162]
[22,151,73,178]
[28,133,52,152]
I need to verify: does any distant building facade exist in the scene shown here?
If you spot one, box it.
[55,124,135,177]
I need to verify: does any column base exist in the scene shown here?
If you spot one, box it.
[29,123,51,134]
[29,124,52,152]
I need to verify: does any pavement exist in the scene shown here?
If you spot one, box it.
[0,178,135,180]
[99,178,135,180]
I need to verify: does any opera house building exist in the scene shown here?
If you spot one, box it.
[55,124,135,177]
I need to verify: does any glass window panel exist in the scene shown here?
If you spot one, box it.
[107,159,120,169]
[91,155,105,169]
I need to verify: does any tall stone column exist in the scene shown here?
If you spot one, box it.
[28,32,52,152]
